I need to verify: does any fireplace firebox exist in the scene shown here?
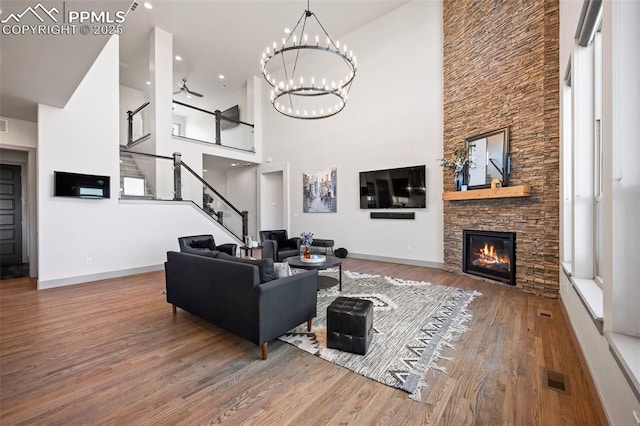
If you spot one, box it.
[462,230,516,285]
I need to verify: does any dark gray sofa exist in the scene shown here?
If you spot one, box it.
[164,251,318,360]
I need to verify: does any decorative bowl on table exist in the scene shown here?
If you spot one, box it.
[300,255,326,263]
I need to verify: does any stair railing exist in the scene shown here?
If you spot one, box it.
[119,148,248,240]
[127,101,151,147]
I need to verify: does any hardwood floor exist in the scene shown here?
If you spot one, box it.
[0,259,607,425]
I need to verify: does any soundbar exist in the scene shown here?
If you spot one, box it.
[370,212,415,220]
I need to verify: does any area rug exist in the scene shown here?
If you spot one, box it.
[278,270,481,401]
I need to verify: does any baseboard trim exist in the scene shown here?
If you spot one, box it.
[37,264,164,290]
[347,252,444,269]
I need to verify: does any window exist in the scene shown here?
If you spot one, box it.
[593,28,603,285]
[562,60,573,265]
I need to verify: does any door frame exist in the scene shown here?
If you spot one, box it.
[257,162,290,235]
[0,146,37,277]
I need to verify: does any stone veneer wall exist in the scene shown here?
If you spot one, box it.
[442,0,559,297]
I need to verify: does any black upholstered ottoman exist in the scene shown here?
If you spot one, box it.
[327,297,373,355]
[311,238,334,255]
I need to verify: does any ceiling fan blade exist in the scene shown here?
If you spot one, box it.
[188,90,204,97]
[172,90,182,95]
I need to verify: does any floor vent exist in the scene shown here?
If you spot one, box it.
[538,309,553,318]
[543,369,568,393]
[0,119,7,133]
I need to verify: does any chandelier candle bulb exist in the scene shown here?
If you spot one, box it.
[315,34,319,44]
[304,34,308,43]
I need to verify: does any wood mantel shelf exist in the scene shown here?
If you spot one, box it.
[442,184,532,201]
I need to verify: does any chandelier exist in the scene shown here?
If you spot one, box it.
[260,1,357,120]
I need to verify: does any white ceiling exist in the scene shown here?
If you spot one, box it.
[0,0,410,122]
[0,0,135,121]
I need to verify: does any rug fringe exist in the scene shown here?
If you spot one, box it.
[409,290,482,402]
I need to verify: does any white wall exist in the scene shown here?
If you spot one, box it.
[37,36,237,288]
[226,166,258,239]
[0,117,37,148]
[261,1,444,265]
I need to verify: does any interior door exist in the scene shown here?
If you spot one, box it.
[0,164,22,265]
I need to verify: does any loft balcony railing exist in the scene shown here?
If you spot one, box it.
[126,101,256,153]
[171,100,255,153]
[119,147,248,240]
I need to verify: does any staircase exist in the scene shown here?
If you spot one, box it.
[119,149,155,199]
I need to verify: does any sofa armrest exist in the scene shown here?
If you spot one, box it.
[216,243,237,256]
[256,270,318,343]
[286,237,302,250]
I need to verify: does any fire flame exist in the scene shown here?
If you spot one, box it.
[473,242,510,269]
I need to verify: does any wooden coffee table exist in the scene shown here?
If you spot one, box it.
[284,255,342,291]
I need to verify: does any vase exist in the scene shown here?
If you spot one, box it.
[303,246,311,259]
[454,169,464,191]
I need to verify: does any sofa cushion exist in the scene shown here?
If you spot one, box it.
[217,253,275,283]
[265,231,287,245]
[190,238,215,250]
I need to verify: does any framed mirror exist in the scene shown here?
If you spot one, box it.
[465,126,510,189]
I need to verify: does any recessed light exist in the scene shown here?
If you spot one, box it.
[143,2,152,9]
[231,163,238,167]
[284,28,291,34]
[186,94,192,99]
[146,81,151,85]
[175,55,182,61]
[218,74,225,80]
[202,169,208,172]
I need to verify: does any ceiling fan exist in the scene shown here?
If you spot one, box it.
[173,78,203,97]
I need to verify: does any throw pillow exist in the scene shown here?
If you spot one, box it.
[216,253,275,283]
[274,262,292,279]
[188,249,219,258]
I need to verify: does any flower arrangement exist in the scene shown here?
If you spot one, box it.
[300,231,314,247]
[440,145,471,175]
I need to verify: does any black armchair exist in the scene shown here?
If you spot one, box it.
[259,229,301,262]
[178,234,237,257]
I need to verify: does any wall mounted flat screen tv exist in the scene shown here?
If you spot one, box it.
[359,165,426,209]
[54,171,110,199]
[220,105,239,131]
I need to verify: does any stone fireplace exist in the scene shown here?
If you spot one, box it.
[463,230,516,286]
[442,0,559,298]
